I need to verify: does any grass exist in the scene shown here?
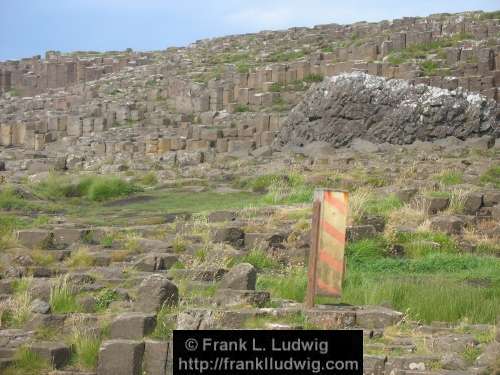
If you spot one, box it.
[50,276,80,314]
[0,186,35,211]
[234,104,249,113]
[237,249,280,270]
[263,173,314,205]
[256,236,500,324]
[94,289,119,312]
[34,173,142,202]
[68,188,263,226]
[3,347,52,375]
[150,305,176,339]
[479,166,500,188]
[419,60,440,76]
[434,170,464,186]
[70,317,101,370]
[364,195,403,217]
[65,247,95,268]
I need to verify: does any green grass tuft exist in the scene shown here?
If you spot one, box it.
[4,347,52,375]
[479,166,500,188]
[238,249,280,270]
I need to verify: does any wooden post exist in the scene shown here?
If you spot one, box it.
[305,200,321,309]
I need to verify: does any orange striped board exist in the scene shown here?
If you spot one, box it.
[314,189,349,298]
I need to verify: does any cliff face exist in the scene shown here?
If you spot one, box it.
[275,73,498,148]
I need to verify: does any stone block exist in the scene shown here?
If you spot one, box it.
[97,340,145,375]
[135,275,178,313]
[143,339,170,375]
[109,313,156,340]
[220,263,257,290]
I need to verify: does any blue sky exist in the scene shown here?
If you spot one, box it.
[0,1,498,61]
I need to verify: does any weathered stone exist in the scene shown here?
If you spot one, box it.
[143,339,170,375]
[212,227,245,247]
[135,275,178,313]
[97,340,145,375]
[426,196,450,214]
[214,289,270,307]
[31,299,51,314]
[305,307,357,329]
[347,225,376,242]
[207,211,237,222]
[356,306,403,329]
[133,254,179,272]
[483,190,500,206]
[16,230,54,249]
[429,215,465,235]
[219,263,257,290]
[109,313,156,340]
[464,192,483,214]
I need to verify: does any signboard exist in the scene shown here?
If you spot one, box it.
[306,189,349,307]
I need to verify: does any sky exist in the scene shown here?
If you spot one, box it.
[0,0,498,61]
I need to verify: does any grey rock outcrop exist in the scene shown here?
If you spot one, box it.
[275,73,498,149]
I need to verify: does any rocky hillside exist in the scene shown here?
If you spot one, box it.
[276,72,498,148]
[0,9,499,375]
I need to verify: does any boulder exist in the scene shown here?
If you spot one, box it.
[31,299,51,314]
[483,190,500,207]
[212,227,245,247]
[207,211,237,223]
[463,192,483,215]
[97,340,145,375]
[430,216,465,235]
[109,313,156,340]
[133,254,179,272]
[274,73,497,149]
[135,275,178,313]
[426,196,450,214]
[16,230,54,249]
[219,263,257,290]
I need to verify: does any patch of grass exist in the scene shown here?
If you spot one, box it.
[31,250,55,266]
[100,234,115,248]
[462,346,482,365]
[479,166,500,188]
[3,347,52,375]
[346,238,387,266]
[238,249,280,270]
[263,173,314,204]
[70,322,101,370]
[364,195,403,217]
[65,248,95,268]
[94,289,119,312]
[303,74,324,83]
[50,276,80,314]
[34,173,142,202]
[391,231,459,258]
[138,172,158,186]
[434,170,464,186]
[419,60,440,76]
[234,104,249,113]
[257,266,308,302]
[267,50,305,62]
[150,305,176,339]
[0,186,33,211]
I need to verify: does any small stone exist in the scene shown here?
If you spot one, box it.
[31,299,51,314]
[135,275,178,313]
[219,263,257,290]
[97,340,145,375]
[109,313,156,340]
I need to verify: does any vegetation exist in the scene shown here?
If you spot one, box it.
[3,347,52,375]
[434,170,464,186]
[50,276,80,313]
[237,248,280,270]
[34,173,142,202]
[479,165,500,188]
